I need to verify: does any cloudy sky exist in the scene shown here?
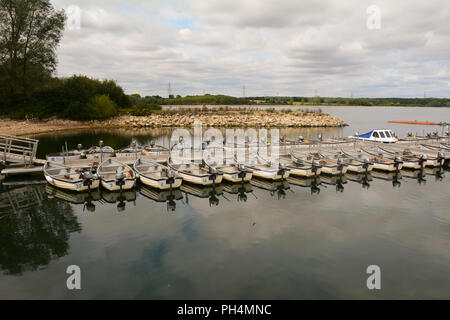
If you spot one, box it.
[51,0,450,98]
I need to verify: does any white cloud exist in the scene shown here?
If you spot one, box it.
[52,0,450,98]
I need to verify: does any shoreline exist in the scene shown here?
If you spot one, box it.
[0,110,347,136]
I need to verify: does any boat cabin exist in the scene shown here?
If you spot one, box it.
[352,129,398,143]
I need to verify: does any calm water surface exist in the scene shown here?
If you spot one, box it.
[1,106,450,299]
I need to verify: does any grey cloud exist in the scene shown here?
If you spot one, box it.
[51,0,450,97]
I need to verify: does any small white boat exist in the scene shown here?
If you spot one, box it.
[350,129,398,143]
[204,160,253,183]
[243,157,290,181]
[115,141,145,158]
[380,145,444,168]
[44,162,99,192]
[319,150,372,173]
[85,146,115,160]
[362,147,420,170]
[134,158,182,190]
[97,158,136,191]
[308,152,348,175]
[281,153,321,177]
[46,151,83,162]
[342,148,401,172]
[168,160,224,186]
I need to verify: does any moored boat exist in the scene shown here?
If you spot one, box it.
[97,158,136,191]
[44,162,99,192]
[308,152,348,175]
[342,148,400,172]
[204,159,253,183]
[279,153,321,177]
[242,156,290,180]
[319,150,372,173]
[168,160,224,186]
[134,158,182,190]
[362,147,420,170]
[46,145,84,162]
[85,145,115,160]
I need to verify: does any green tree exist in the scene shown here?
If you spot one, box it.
[0,0,66,108]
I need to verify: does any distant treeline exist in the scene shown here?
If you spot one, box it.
[130,94,450,108]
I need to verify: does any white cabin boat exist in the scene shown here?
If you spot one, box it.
[350,129,398,143]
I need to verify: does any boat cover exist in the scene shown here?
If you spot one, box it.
[357,130,374,138]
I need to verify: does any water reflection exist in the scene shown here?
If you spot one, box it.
[250,178,290,200]
[139,185,183,212]
[0,184,80,275]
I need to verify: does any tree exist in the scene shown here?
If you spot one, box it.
[0,0,66,107]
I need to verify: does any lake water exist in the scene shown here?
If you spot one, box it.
[1,106,450,299]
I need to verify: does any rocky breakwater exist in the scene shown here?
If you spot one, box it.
[109,110,348,128]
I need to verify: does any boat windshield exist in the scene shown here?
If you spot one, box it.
[384,131,392,137]
[379,131,386,138]
[373,132,379,138]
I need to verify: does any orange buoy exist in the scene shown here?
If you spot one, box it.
[389,121,437,125]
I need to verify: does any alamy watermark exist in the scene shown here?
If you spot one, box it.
[66,265,81,290]
[66,5,81,30]
[170,121,281,165]
[366,5,381,30]
[366,265,381,290]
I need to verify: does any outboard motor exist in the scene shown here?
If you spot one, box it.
[437,152,445,166]
[209,167,217,183]
[116,169,126,192]
[166,169,175,187]
[277,163,286,178]
[298,136,305,142]
[336,159,344,176]
[82,170,95,191]
[363,158,371,173]
[238,164,247,181]
[318,134,323,142]
[418,154,427,168]
[394,155,402,170]
[77,144,83,151]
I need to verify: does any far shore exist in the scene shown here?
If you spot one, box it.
[0,109,347,136]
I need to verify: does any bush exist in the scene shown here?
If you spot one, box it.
[131,103,162,116]
[76,95,118,120]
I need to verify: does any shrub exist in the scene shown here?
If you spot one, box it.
[131,103,162,116]
[76,95,118,120]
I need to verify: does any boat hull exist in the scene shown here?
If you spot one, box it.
[178,172,224,186]
[252,169,290,180]
[222,171,253,183]
[45,174,100,192]
[139,175,183,190]
[101,179,135,191]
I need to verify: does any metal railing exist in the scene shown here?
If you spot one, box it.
[0,135,39,165]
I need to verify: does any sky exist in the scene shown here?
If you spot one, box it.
[51,0,450,98]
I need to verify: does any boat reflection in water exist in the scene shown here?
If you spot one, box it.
[46,184,101,212]
[424,167,445,181]
[371,170,402,188]
[320,174,347,192]
[250,178,290,200]
[401,169,427,184]
[287,176,322,195]
[222,182,254,202]
[139,185,183,212]
[181,183,224,207]
[346,172,373,189]
[101,189,137,212]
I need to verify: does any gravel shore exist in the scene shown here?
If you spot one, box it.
[0,110,347,136]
